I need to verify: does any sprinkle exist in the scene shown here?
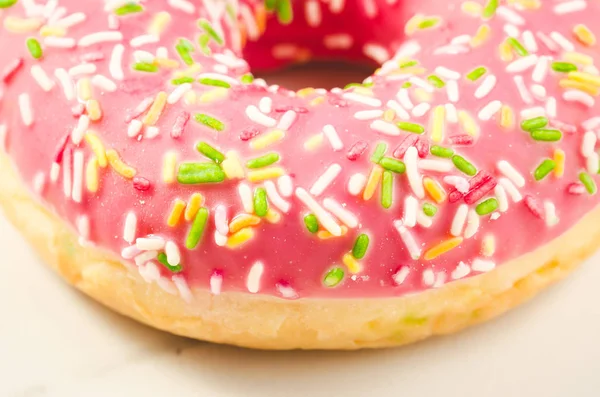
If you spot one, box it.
[26,37,43,59]
[552,62,577,73]
[466,66,487,81]
[133,177,151,191]
[499,105,515,129]
[471,24,491,47]
[532,159,556,181]
[579,172,597,194]
[258,97,272,114]
[247,167,285,183]
[296,188,342,236]
[250,129,285,150]
[229,214,261,234]
[323,267,345,287]
[451,204,469,236]
[507,37,528,56]
[167,83,191,105]
[304,214,319,233]
[424,237,463,260]
[195,142,224,164]
[393,220,422,259]
[70,150,84,203]
[553,0,586,15]
[574,24,596,46]
[497,160,525,187]
[238,183,254,214]
[277,110,297,131]
[380,170,393,209]
[177,163,225,184]
[186,207,209,249]
[482,0,498,18]
[0,0,17,8]
[86,99,102,121]
[452,155,477,176]
[478,100,502,121]
[165,198,186,227]
[264,181,290,213]
[30,65,54,91]
[322,124,344,151]
[423,177,447,204]
[76,78,92,101]
[544,201,559,227]
[404,146,425,199]
[78,31,123,47]
[475,198,498,216]
[563,89,595,107]
[85,157,99,193]
[494,183,509,212]
[342,92,382,107]
[462,209,479,239]
[348,173,367,196]
[136,237,166,251]
[342,253,362,274]
[499,177,523,203]
[530,129,562,142]
[378,157,406,174]
[472,258,496,272]
[371,120,400,136]
[247,152,280,169]
[123,212,137,243]
[250,188,268,218]
[277,175,293,197]
[245,105,277,127]
[193,113,225,132]
[474,75,497,99]
[227,227,255,248]
[362,164,383,201]
[550,31,575,52]
[18,93,33,127]
[506,55,538,73]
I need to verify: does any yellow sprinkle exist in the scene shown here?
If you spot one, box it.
[173,64,202,78]
[461,1,482,16]
[430,105,445,143]
[84,132,107,168]
[77,78,92,101]
[458,110,479,136]
[470,24,491,48]
[265,209,281,224]
[404,14,424,35]
[574,24,596,47]
[424,237,464,260]
[564,52,593,66]
[383,109,396,122]
[354,87,374,97]
[167,199,186,227]
[143,91,167,126]
[423,177,447,204]
[86,99,102,121]
[309,96,325,106]
[304,133,324,151]
[183,90,197,105]
[148,11,172,36]
[413,87,432,103]
[3,17,43,33]
[317,226,348,240]
[499,39,514,62]
[184,193,204,222]
[250,129,285,150]
[199,87,229,103]
[296,87,315,98]
[393,67,426,76]
[154,58,179,69]
[39,25,66,37]
[363,165,383,201]
[500,105,515,129]
[106,149,137,179]
[162,151,177,184]
[512,0,541,9]
[481,234,496,257]
[553,149,565,178]
[85,156,99,193]
[227,227,255,249]
[247,167,285,182]
[229,214,261,233]
[559,79,599,96]
[568,71,600,87]
[342,253,362,274]
[222,150,245,179]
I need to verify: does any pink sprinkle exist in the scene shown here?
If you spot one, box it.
[449,134,475,146]
[448,190,464,203]
[524,195,544,219]
[53,134,71,163]
[550,119,577,135]
[415,136,429,158]
[464,179,497,204]
[567,182,586,195]
[347,140,368,161]
[2,58,23,83]
[240,127,261,141]
[450,171,495,204]
[133,177,151,191]
[71,103,85,117]
[393,135,419,158]
[274,105,308,114]
[125,96,154,123]
[171,112,190,139]
[80,52,105,63]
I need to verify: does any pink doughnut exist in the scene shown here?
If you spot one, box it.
[1,0,600,349]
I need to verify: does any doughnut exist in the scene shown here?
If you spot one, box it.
[1,0,600,350]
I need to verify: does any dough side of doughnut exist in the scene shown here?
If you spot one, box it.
[1,151,597,350]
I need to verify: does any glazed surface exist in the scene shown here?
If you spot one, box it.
[1,0,600,299]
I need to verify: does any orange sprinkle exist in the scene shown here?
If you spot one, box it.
[342,253,362,274]
[229,213,261,234]
[574,24,596,47]
[363,165,383,201]
[184,193,204,221]
[106,149,136,179]
[227,227,255,249]
[559,79,599,96]
[255,4,267,34]
[143,91,168,126]
[86,99,102,121]
[167,199,186,227]
[424,237,464,260]
[85,156,99,193]
[470,24,491,48]
[553,149,565,178]
[317,226,348,240]
[423,177,447,204]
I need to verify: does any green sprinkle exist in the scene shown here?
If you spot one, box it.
[177,163,226,184]
[304,214,319,233]
[552,61,578,73]
[276,0,293,24]
[352,234,370,259]
[381,170,393,209]
[132,62,158,73]
[362,81,374,88]
[198,78,231,88]
[198,34,211,55]
[241,73,254,84]
[533,159,556,181]
[254,187,269,217]
[0,0,18,8]
[171,76,195,85]
[194,113,224,131]
[475,198,499,216]
[323,267,345,287]
[186,207,209,249]
[344,82,361,90]
[521,116,548,132]
[198,18,224,45]
[427,74,445,88]
[452,155,477,176]
[265,0,277,11]
[371,143,387,163]
[114,3,144,15]
[423,203,438,217]
[399,60,418,68]
[196,142,225,164]
[379,157,406,174]
[430,145,454,158]
[466,66,487,81]
[397,121,425,134]
[402,81,412,89]
[247,152,280,169]
[418,17,440,30]
[175,39,194,66]
[531,129,562,142]
[579,172,597,195]
[482,0,499,18]
[507,37,529,57]
[26,38,42,60]
[157,252,182,273]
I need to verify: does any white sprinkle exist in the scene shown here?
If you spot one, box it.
[109,44,125,81]
[214,205,229,236]
[393,220,421,259]
[157,278,177,295]
[54,68,74,100]
[583,117,600,131]
[33,172,45,194]
[412,103,431,118]
[504,24,520,38]
[214,231,227,247]
[499,177,523,202]
[522,30,538,53]
[323,124,344,151]
[497,160,525,188]
[207,272,223,295]
[520,106,546,120]
[386,100,410,120]
[532,56,549,83]
[91,74,117,92]
[422,269,435,287]
[464,209,480,239]
[478,100,502,121]
[75,215,89,243]
[506,54,538,73]
[418,159,453,173]
[258,96,272,114]
[265,180,291,213]
[403,195,418,228]
[550,31,575,52]
[296,188,342,236]
[53,12,86,28]
[62,151,71,198]
[68,63,96,77]
[564,90,595,107]
[71,150,83,203]
[370,120,400,136]
[544,201,559,227]
[444,175,470,193]
[277,175,293,198]
[435,66,460,80]
[123,212,137,243]
[582,131,597,158]
[354,109,384,120]
[416,211,433,228]
[276,110,297,131]
[434,44,469,55]
[246,105,277,127]
[130,34,159,48]
[172,275,193,302]
[451,204,469,237]
[168,0,195,14]
[310,164,342,196]
[138,261,160,283]
[50,162,60,183]
[474,74,497,99]
[530,84,546,100]
[0,124,6,151]
[78,31,123,47]
[392,266,410,285]
[445,103,458,123]
[165,241,181,267]
[496,6,525,25]
[133,50,155,64]
[238,183,254,213]
[305,0,322,27]
[43,36,76,49]
[247,261,264,293]
[452,262,471,280]
[18,93,33,127]
[30,65,54,92]
[167,83,191,105]
[472,258,496,272]
[405,146,424,199]
[409,76,435,93]
[554,1,586,15]
[396,88,414,109]
[324,33,353,50]
[495,184,509,213]
[348,173,367,196]
[127,119,143,138]
[323,198,358,228]
[71,115,89,145]
[363,43,390,64]
[546,97,557,118]
[136,237,166,251]
[342,92,382,107]
[537,32,560,53]
[587,152,600,174]
[512,75,533,105]
[395,40,421,59]
[446,79,459,103]
[213,52,247,69]
[276,283,298,299]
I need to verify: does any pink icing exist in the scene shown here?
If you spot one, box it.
[1,0,600,299]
